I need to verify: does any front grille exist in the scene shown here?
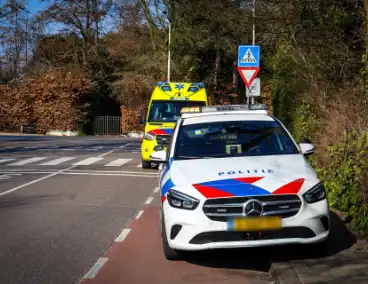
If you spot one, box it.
[156,135,171,145]
[189,227,316,244]
[203,195,302,222]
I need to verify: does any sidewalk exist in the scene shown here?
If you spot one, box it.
[269,212,368,284]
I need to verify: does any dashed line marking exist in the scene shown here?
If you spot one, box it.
[0,147,120,197]
[135,210,144,219]
[72,157,104,166]
[8,157,48,166]
[39,157,76,166]
[83,257,108,279]
[145,197,154,204]
[0,158,16,164]
[137,163,142,167]
[105,158,132,167]
[154,187,159,193]
[115,229,131,242]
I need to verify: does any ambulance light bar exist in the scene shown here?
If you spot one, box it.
[180,107,201,114]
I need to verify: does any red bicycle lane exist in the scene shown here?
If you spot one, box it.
[80,205,272,284]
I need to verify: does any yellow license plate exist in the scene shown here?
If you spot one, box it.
[228,216,282,231]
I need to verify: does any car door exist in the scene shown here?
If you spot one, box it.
[158,121,177,187]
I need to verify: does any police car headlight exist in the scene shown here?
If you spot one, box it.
[167,189,199,210]
[303,182,327,204]
[144,133,154,141]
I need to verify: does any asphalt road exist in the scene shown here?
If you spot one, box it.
[1,135,358,284]
[0,135,271,284]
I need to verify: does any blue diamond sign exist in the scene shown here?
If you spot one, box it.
[238,45,260,68]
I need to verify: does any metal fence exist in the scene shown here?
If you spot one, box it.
[93,116,122,135]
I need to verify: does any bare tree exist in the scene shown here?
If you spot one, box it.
[37,0,113,66]
[0,0,30,83]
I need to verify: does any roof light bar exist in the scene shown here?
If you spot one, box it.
[180,104,268,115]
[201,104,268,112]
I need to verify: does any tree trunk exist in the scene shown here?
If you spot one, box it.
[93,0,99,47]
[363,0,368,77]
[214,50,221,89]
[139,0,157,51]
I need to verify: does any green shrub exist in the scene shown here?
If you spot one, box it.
[317,130,368,236]
[267,43,298,128]
[292,100,320,143]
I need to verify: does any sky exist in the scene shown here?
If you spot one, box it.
[26,0,115,34]
[27,0,64,34]
[28,0,47,14]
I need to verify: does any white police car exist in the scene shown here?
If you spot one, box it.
[150,104,330,260]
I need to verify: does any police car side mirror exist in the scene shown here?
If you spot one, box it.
[301,137,312,144]
[150,150,168,163]
[299,143,315,156]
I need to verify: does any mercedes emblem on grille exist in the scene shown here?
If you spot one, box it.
[243,199,263,216]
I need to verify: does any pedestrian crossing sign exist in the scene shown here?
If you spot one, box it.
[238,45,260,68]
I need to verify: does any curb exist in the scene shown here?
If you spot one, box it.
[269,262,303,284]
[0,132,44,136]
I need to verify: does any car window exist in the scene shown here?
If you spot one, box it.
[174,120,299,159]
[148,101,206,123]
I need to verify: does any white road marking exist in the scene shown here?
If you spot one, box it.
[62,172,156,178]
[0,169,158,175]
[8,157,48,166]
[120,144,133,148]
[0,166,74,197]
[154,187,160,193]
[0,173,22,179]
[104,158,132,167]
[96,143,133,158]
[83,257,108,279]
[137,163,142,167]
[67,169,157,175]
[115,229,131,242]
[135,210,144,219]
[0,175,12,179]
[39,157,76,166]
[145,197,154,204]
[0,148,118,197]
[0,158,15,163]
[72,157,104,166]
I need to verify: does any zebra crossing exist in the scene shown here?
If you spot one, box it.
[0,156,143,168]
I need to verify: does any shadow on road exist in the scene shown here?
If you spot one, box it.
[0,194,55,209]
[181,211,357,273]
[183,247,271,272]
[269,211,356,262]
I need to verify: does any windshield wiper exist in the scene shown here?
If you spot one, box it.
[177,156,213,159]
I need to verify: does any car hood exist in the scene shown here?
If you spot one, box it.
[167,155,319,199]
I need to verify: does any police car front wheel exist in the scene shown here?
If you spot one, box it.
[161,218,182,260]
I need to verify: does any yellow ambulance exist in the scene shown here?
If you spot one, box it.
[140,82,208,168]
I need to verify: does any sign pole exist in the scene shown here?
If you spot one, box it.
[167,19,171,82]
[252,0,256,46]
[251,0,256,103]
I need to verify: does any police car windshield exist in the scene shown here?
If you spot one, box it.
[148,101,206,123]
[174,120,299,159]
